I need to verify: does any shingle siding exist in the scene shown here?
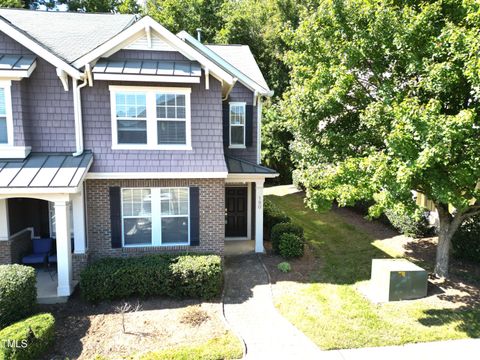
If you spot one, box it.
[0,31,76,152]
[83,50,227,173]
[224,82,258,164]
[85,178,225,259]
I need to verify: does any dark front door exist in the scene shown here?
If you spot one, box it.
[225,187,248,237]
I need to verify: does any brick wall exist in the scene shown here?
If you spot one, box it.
[85,178,225,260]
[0,230,33,264]
[72,253,89,280]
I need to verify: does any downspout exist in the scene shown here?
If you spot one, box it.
[72,64,91,156]
[257,95,263,164]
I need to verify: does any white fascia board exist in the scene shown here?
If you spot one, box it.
[226,173,278,182]
[0,20,82,79]
[94,73,200,83]
[0,187,80,195]
[86,172,229,180]
[0,61,37,79]
[72,17,234,86]
[0,146,31,159]
[178,31,272,97]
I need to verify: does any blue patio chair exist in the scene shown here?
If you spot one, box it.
[47,237,74,266]
[22,238,53,266]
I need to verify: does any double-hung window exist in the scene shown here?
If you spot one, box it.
[229,102,246,148]
[121,187,190,247]
[110,86,191,150]
[0,81,13,147]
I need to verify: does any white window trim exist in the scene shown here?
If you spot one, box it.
[229,102,246,149]
[0,80,14,148]
[110,85,192,151]
[121,187,191,248]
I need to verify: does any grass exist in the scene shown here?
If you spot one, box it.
[125,332,243,360]
[268,193,480,350]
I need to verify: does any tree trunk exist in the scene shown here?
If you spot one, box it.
[434,204,462,279]
[434,224,452,278]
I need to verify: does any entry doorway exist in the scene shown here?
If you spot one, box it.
[225,187,248,238]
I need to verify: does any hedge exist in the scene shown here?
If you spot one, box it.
[0,313,55,360]
[384,208,433,237]
[279,233,304,259]
[264,199,291,240]
[452,215,480,263]
[80,254,223,303]
[271,222,304,254]
[0,265,36,329]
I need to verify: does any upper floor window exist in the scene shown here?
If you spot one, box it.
[110,86,191,150]
[229,102,246,148]
[0,81,13,146]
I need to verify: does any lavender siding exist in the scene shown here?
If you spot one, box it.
[223,82,258,164]
[0,31,76,152]
[83,49,226,173]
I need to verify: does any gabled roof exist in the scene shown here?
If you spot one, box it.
[0,9,137,64]
[206,45,269,92]
[178,31,272,96]
[0,10,270,92]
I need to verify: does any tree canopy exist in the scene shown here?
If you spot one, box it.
[282,0,480,277]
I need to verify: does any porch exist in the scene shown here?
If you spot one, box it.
[0,152,92,302]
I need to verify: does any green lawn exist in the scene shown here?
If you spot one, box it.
[138,332,243,360]
[267,193,480,350]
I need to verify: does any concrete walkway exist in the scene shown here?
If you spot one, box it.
[223,254,331,359]
[223,253,480,359]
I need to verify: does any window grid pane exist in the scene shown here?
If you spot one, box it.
[0,118,7,144]
[122,189,152,246]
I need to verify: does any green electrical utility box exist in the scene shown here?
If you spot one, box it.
[370,259,428,302]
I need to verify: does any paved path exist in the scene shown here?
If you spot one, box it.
[222,253,480,359]
[223,254,332,360]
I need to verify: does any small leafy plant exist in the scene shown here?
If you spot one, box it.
[277,262,291,273]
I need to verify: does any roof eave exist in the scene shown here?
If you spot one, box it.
[178,30,272,97]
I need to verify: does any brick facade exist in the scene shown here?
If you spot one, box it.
[72,253,89,280]
[0,230,32,265]
[85,178,225,260]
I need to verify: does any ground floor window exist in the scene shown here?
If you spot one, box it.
[121,187,190,246]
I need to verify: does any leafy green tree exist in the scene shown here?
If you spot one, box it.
[0,0,23,7]
[283,0,480,278]
[145,0,224,43]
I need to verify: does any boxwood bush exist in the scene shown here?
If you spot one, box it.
[264,199,291,240]
[452,214,480,262]
[271,222,304,254]
[384,208,433,237]
[0,265,36,329]
[0,313,55,360]
[80,254,223,303]
[279,233,304,259]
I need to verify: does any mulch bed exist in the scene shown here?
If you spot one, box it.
[40,291,227,360]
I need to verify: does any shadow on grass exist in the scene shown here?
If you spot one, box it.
[419,306,480,337]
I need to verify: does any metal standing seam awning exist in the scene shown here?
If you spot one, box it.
[92,59,202,83]
[0,55,37,78]
[0,151,93,194]
[225,156,278,178]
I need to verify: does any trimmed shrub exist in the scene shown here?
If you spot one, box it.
[0,265,36,329]
[264,199,291,240]
[384,208,433,237]
[271,222,304,254]
[277,262,291,273]
[452,215,480,263]
[279,233,304,259]
[80,254,223,303]
[0,313,55,360]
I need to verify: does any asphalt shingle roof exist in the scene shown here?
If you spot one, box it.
[0,9,137,63]
[206,44,270,91]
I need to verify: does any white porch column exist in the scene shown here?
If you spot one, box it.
[72,188,86,254]
[0,199,9,241]
[255,179,265,253]
[55,200,73,297]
